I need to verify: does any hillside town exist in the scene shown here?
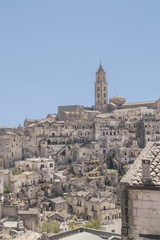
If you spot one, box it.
[0,64,160,240]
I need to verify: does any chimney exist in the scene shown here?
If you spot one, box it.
[141,158,151,184]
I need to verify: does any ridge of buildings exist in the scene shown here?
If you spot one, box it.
[0,64,159,239]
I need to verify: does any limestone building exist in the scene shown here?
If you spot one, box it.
[121,142,160,240]
[95,63,108,112]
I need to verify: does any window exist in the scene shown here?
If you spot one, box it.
[104,93,106,97]
[92,205,94,211]
[104,100,106,104]
[97,87,100,91]
[40,164,45,169]
[97,93,100,98]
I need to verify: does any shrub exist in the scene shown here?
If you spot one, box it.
[4,186,12,193]
[83,219,101,229]
[68,220,77,230]
[12,169,22,175]
[79,117,88,120]
[40,220,60,234]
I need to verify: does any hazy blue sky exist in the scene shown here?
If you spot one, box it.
[0,0,160,126]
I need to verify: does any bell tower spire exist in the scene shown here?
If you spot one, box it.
[95,63,108,112]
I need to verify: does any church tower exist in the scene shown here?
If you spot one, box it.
[95,63,108,112]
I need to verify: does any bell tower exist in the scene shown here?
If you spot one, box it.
[95,63,108,112]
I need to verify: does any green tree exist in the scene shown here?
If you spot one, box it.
[83,219,101,229]
[40,220,60,234]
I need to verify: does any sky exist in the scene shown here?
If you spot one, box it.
[0,0,160,127]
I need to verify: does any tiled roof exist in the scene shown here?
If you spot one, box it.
[76,191,91,197]
[50,197,66,204]
[121,142,160,186]
[89,197,106,203]
[123,101,156,106]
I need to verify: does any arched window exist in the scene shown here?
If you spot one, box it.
[50,163,53,168]
[40,164,44,170]
[97,93,100,98]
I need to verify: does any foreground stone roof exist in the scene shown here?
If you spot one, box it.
[59,232,103,240]
[15,231,41,240]
[121,142,160,186]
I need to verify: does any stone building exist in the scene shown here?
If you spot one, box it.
[109,95,126,107]
[67,190,120,221]
[15,157,55,174]
[19,208,40,231]
[121,142,160,240]
[156,98,160,118]
[95,64,108,112]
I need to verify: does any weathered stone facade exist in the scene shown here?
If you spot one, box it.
[121,142,160,240]
[95,64,108,112]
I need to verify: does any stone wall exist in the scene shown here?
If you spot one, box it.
[58,105,84,114]
[19,209,40,231]
[123,188,160,240]
[3,205,18,218]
